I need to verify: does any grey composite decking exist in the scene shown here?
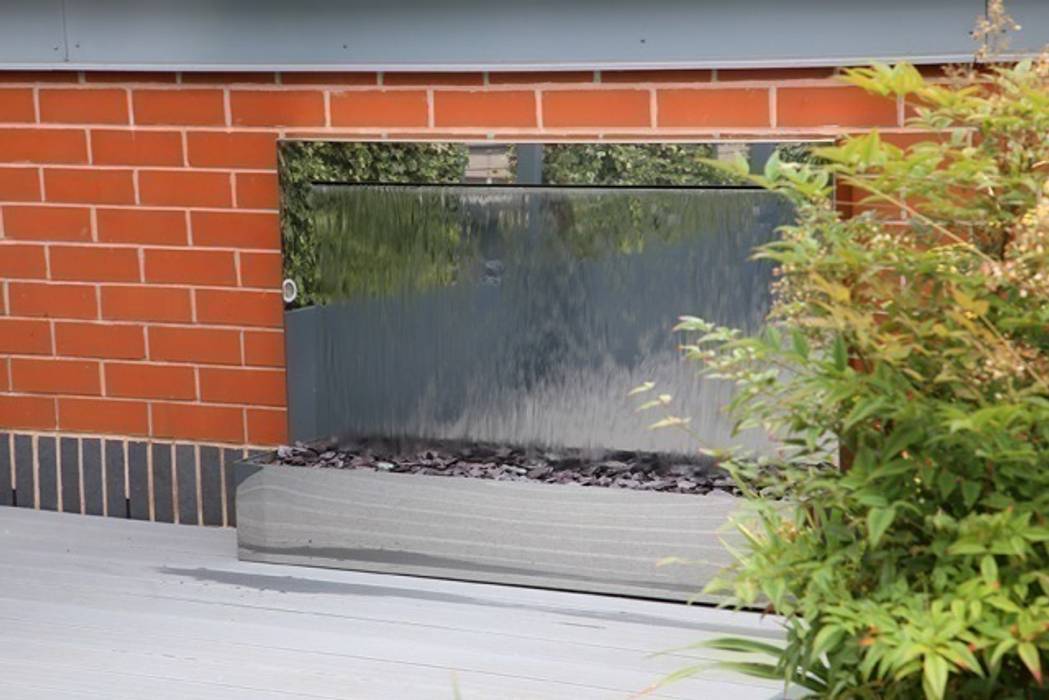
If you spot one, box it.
[0,507,785,699]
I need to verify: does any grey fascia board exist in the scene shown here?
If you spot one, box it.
[0,52,1032,73]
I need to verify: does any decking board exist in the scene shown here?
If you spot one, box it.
[0,508,783,699]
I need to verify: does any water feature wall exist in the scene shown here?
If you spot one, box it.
[283,143,797,455]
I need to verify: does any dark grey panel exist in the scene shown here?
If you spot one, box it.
[175,444,198,526]
[82,439,104,516]
[152,444,174,524]
[8,0,1043,69]
[104,440,127,518]
[60,437,80,514]
[285,307,321,443]
[37,437,57,512]
[0,434,11,507]
[14,435,34,509]
[302,185,783,453]
[199,446,224,526]
[223,448,245,527]
[128,441,150,520]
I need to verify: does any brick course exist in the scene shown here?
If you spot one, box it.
[0,67,920,447]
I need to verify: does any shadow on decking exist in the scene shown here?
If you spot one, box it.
[159,565,781,639]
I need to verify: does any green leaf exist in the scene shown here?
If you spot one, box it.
[832,335,848,372]
[922,654,949,700]
[715,661,783,681]
[627,381,655,396]
[980,555,998,585]
[843,397,887,431]
[868,506,897,548]
[791,329,810,359]
[1017,642,1042,684]
[960,480,982,508]
[810,625,845,660]
[989,639,1016,670]
[699,637,784,658]
[648,416,691,430]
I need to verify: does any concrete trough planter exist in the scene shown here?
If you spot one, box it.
[234,460,742,601]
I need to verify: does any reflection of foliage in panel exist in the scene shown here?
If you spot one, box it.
[280,141,469,307]
[774,142,823,165]
[539,190,763,259]
[540,143,754,260]
[312,187,770,302]
[311,188,471,303]
[283,141,811,307]
[541,143,736,186]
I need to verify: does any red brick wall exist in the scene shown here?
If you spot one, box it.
[0,67,916,447]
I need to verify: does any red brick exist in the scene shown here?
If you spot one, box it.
[0,167,41,201]
[489,72,594,84]
[602,70,713,83]
[196,289,282,328]
[777,86,899,128]
[280,72,378,85]
[0,71,79,83]
[148,326,241,365]
[11,357,100,395]
[0,243,47,278]
[151,402,244,443]
[230,90,325,127]
[186,131,278,169]
[717,67,836,82]
[143,248,237,286]
[330,91,428,128]
[91,129,183,166]
[246,408,288,444]
[0,128,87,164]
[44,168,135,204]
[3,205,92,241]
[105,362,196,400]
[191,211,279,248]
[657,88,770,128]
[234,172,278,209]
[97,208,187,245]
[434,91,536,128]
[59,397,148,435]
[181,72,276,84]
[880,132,942,150]
[0,88,35,122]
[0,318,52,354]
[240,252,281,288]
[55,321,145,359]
[139,170,232,207]
[133,89,226,126]
[383,73,483,86]
[542,90,651,128]
[200,367,285,406]
[0,358,7,391]
[8,282,97,319]
[84,71,177,83]
[39,88,128,124]
[51,245,140,282]
[0,395,57,430]
[243,331,284,367]
[101,286,192,323]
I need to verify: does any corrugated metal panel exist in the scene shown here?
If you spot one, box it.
[0,0,1046,71]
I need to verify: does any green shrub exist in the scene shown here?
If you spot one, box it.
[662,58,1049,698]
